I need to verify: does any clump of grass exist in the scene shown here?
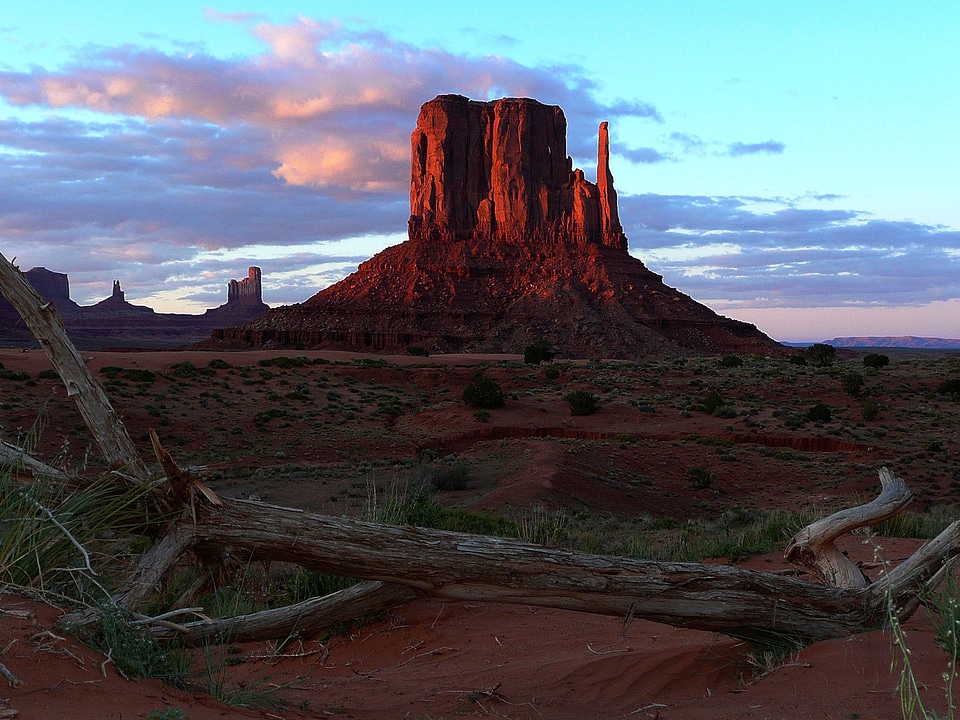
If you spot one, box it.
[462,372,505,409]
[564,389,599,416]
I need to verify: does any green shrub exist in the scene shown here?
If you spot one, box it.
[806,401,832,422]
[0,368,29,381]
[719,355,743,368]
[430,463,471,491]
[147,709,187,720]
[862,397,880,420]
[788,354,808,366]
[543,365,561,380]
[207,358,233,370]
[524,339,555,365]
[841,371,864,397]
[564,389,599,416]
[38,368,59,380]
[937,378,960,396]
[862,353,889,369]
[462,372,505,409]
[406,345,430,357]
[805,343,836,367]
[687,466,714,489]
[699,390,725,414]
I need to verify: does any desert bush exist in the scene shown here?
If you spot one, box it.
[207,358,232,370]
[0,368,30,381]
[523,339,555,365]
[687,466,714,489]
[937,378,960,396]
[862,397,880,420]
[473,409,490,423]
[805,343,836,367]
[719,355,743,368]
[788,353,808,366]
[564,389,599,416]
[38,368,59,380]
[806,401,832,422]
[543,365,561,380]
[259,356,307,369]
[429,463,471,492]
[862,353,890,369]
[406,345,430,357]
[841,371,865,397]
[462,372,505,409]
[90,606,188,686]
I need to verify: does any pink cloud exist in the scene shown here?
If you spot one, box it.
[0,16,650,193]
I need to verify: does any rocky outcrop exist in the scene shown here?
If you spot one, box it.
[408,95,626,251]
[211,95,786,359]
[227,267,263,305]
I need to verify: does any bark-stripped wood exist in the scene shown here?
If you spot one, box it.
[147,581,420,646]
[0,252,149,482]
[94,485,949,648]
[785,467,913,587]
[0,438,69,482]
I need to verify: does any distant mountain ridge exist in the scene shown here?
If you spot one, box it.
[827,336,960,349]
[0,266,269,349]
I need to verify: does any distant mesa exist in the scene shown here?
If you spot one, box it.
[827,336,960,350]
[0,266,268,349]
[213,94,784,358]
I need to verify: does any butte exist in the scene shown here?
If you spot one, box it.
[212,94,785,359]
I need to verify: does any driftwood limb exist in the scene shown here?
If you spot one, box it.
[0,251,149,482]
[147,581,419,646]
[80,481,947,649]
[0,438,69,482]
[785,468,913,587]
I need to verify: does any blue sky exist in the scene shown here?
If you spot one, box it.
[1,1,959,342]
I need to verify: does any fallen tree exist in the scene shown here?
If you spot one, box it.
[1,249,958,652]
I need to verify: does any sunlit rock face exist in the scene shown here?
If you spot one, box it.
[409,95,625,251]
[214,95,785,359]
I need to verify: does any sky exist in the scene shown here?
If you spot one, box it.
[1,1,959,343]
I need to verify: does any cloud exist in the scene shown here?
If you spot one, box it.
[617,146,671,164]
[726,140,785,157]
[622,192,960,309]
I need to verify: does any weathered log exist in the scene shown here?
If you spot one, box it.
[147,581,419,646]
[0,252,149,482]
[785,467,913,587]
[0,438,69,482]
[117,481,952,649]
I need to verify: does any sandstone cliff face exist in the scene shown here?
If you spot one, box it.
[213,95,784,359]
[409,95,626,251]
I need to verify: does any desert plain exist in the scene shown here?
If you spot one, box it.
[1,345,958,719]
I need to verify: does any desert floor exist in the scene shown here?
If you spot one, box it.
[1,346,958,719]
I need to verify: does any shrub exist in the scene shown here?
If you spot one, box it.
[840,371,864,397]
[719,355,743,368]
[699,390,725,414]
[564,389,599,416]
[937,378,960,396]
[805,343,836,367]
[524,339,555,365]
[462,372,505,409]
[207,358,232,370]
[406,345,430,357]
[806,401,832,422]
[0,368,29,381]
[862,353,889,369]
[543,365,560,380]
[38,368,59,380]
[687,466,714,489]
[788,354,808,366]
[862,397,880,420]
[430,463,471,491]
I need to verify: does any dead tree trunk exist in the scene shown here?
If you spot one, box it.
[0,251,149,482]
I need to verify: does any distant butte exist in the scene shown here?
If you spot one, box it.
[0,266,269,349]
[212,94,786,358]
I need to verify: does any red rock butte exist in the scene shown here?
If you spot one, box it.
[212,94,786,358]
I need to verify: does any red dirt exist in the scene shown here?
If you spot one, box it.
[1,347,958,719]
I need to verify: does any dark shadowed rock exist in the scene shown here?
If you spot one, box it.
[211,95,785,359]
